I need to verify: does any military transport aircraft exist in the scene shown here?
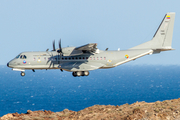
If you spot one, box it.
[7,12,175,77]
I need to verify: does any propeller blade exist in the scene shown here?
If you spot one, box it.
[53,40,55,51]
[59,39,62,53]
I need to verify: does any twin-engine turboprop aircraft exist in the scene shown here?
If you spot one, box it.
[7,12,175,77]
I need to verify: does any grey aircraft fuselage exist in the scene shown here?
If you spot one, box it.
[8,49,152,70]
[7,12,175,77]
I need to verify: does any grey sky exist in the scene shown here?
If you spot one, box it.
[1,0,179,65]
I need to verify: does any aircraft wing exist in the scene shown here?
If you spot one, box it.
[62,43,98,56]
[74,43,97,52]
[59,61,104,71]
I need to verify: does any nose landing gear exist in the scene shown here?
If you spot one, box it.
[20,72,25,76]
[72,71,89,77]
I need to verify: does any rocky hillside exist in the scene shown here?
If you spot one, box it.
[1,98,180,120]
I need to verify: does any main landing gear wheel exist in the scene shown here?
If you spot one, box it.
[72,71,89,77]
[83,71,89,76]
[21,72,25,76]
[72,72,77,77]
[76,71,82,77]
[72,71,82,77]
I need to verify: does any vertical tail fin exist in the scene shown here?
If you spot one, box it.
[130,12,175,51]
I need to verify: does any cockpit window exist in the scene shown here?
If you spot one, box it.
[20,55,27,59]
[15,55,20,59]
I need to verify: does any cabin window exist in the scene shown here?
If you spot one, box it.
[72,57,74,60]
[65,58,67,60]
[20,55,27,59]
[104,57,106,60]
[62,58,64,60]
[86,57,88,59]
[34,58,36,61]
[97,57,99,60]
[83,57,85,59]
[90,57,92,60]
[79,57,81,59]
[44,57,46,61]
[76,57,78,60]
[69,57,71,60]
[93,57,95,60]
[100,57,102,60]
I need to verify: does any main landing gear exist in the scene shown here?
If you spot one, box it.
[72,71,89,77]
[21,72,25,76]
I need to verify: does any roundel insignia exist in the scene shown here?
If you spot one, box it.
[23,60,27,64]
[125,54,129,59]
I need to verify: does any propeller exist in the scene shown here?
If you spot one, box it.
[46,40,56,68]
[57,39,63,72]
[46,52,54,68]
[52,40,56,51]
[46,39,63,71]
[57,39,62,54]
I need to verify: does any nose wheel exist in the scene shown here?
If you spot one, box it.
[20,72,25,76]
[72,71,89,77]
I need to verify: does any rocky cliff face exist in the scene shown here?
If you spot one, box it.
[1,98,180,120]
